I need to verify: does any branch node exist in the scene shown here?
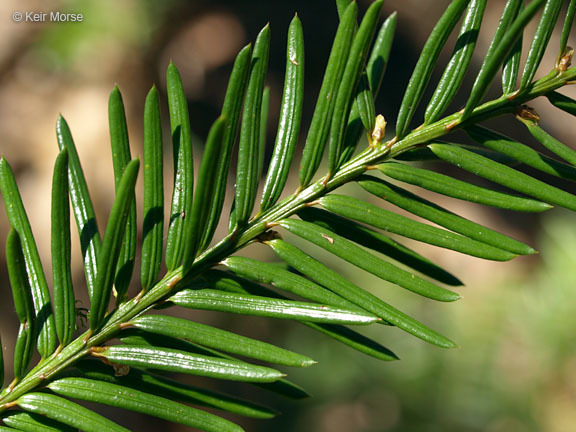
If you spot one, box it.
[515,105,540,123]
[557,46,573,72]
[257,230,282,243]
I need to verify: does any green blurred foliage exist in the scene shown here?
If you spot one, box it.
[28,0,179,71]
[266,212,576,432]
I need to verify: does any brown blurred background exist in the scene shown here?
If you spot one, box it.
[1,1,576,431]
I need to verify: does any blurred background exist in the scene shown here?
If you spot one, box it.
[1,0,576,431]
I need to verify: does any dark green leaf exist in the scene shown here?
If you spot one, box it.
[518,117,576,166]
[51,149,75,346]
[377,161,552,212]
[428,142,576,212]
[339,12,397,165]
[6,230,34,327]
[302,322,398,360]
[299,2,357,187]
[502,3,524,94]
[266,238,455,348]
[116,329,310,400]
[396,0,471,139]
[463,0,545,117]
[0,159,56,358]
[328,0,384,174]
[93,345,283,383]
[277,217,464,300]
[143,376,277,419]
[234,25,270,228]
[466,124,576,180]
[222,256,361,310]
[298,206,463,285]
[358,175,534,255]
[479,0,524,94]
[115,330,304,407]
[354,71,376,133]
[140,86,164,291]
[48,377,244,432]
[6,230,35,379]
[366,12,397,96]
[73,359,277,419]
[118,328,220,356]
[392,143,520,165]
[318,194,515,261]
[425,0,486,124]
[193,269,279,297]
[520,0,563,90]
[165,62,194,271]
[200,44,252,251]
[108,86,136,302]
[445,143,525,166]
[169,289,379,324]
[502,41,523,94]
[546,91,576,116]
[90,159,139,330]
[17,393,129,432]
[131,314,315,367]
[259,86,271,178]
[559,0,576,61]
[56,115,101,302]
[393,146,447,162]
[254,379,310,400]
[261,15,305,210]
[12,324,33,383]
[2,411,75,432]
[183,116,226,272]
[196,269,400,359]
[336,0,351,18]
